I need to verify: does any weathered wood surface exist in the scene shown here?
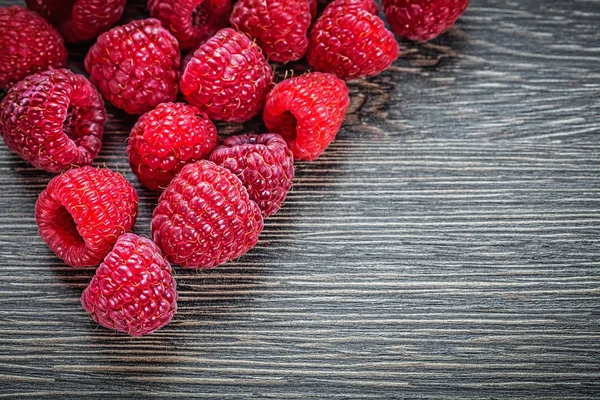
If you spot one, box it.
[1,0,599,398]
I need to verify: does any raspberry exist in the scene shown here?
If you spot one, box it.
[0,6,67,89]
[382,0,470,41]
[263,72,349,161]
[148,0,232,51]
[84,19,181,115]
[322,0,379,16]
[127,102,219,191]
[230,0,311,63]
[210,134,294,218]
[152,160,263,269]
[307,1,399,80]
[180,28,274,122]
[81,233,177,336]
[25,0,126,42]
[35,166,139,268]
[0,69,106,173]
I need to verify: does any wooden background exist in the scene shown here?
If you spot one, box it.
[1,0,599,398]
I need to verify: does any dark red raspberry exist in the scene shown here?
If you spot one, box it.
[148,0,232,51]
[127,102,219,191]
[0,69,105,173]
[25,0,126,42]
[210,134,294,218]
[0,6,67,89]
[152,160,264,269]
[309,0,317,20]
[263,72,349,161]
[85,19,181,115]
[307,1,399,80]
[180,28,274,122]
[382,0,470,41]
[81,233,177,336]
[35,166,139,268]
[230,0,311,63]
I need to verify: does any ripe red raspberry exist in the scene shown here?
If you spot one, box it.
[322,0,379,16]
[148,0,232,51]
[152,160,264,269]
[127,102,218,191]
[382,0,470,41]
[25,0,126,42]
[307,1,399,80]
[230,0,311,63]
[85,19,181,115]
[210,134,294,218]
[263,72,349,161]
[180,28,274,122]
[81,233,177,336]
[35,166,139,268]
[0,6,67,89]
[0,69,106,173]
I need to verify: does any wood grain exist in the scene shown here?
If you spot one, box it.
[1,0,599,398]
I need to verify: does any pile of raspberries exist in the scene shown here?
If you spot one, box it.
[0,0,469,336]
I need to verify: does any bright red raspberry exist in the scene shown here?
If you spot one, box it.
[263,72,349,161]
[127,102,219,191]
[84,19,181,115]
[152,160,263,269]
[25,0,126,42]
[307,1,399,80]
[0,69,105,173]
[148,0,232,51]
[35,166,139,268]
[230,0,311,63]
[210,134,294,218]
[180,28,274,122]
[322,0,379,16]
[81,233,177,337]
[0,6,67,89]
[382,0,470,41]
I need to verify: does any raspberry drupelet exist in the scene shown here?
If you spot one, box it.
[152,160,264,269]
[127,102,219,191]
[0,69,106,173]
[84,19,181,115]
[35,166,139,268]
[81,233,178,337]
[210,133,295,218]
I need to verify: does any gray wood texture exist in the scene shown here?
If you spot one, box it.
[1,0,599,398]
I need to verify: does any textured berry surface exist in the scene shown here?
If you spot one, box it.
[0,69,105,173]
[210,134,294,218]
[0,6,67,89]
[263,72,349,161]
[230,0,311,63]
[148,0,232,51]
[85,18,180,115]
[152,160,264,269]
[26,0,126,42]
[128,102,218,191]
[180,28,273,122]
[35,166,139,268]
[321,0,379,16]
[81,233,177,336]
[307,1,399,80]
[383,0,470,41]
